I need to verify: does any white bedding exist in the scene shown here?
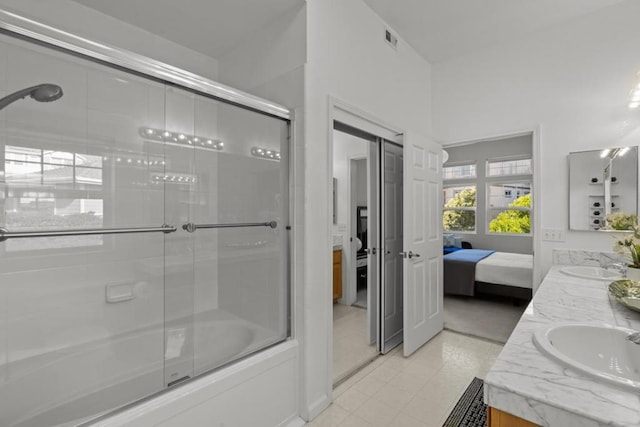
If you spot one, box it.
[475,251,533,289]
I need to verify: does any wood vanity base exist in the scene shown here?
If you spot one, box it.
[487,407,540,427]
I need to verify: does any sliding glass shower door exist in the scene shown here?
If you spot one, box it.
[162,86,289,385]
[0,27,289,427]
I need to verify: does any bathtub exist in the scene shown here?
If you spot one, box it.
[0,309,282,427]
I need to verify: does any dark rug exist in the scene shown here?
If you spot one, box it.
[442,377,486,427]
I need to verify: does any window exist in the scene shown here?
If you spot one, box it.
[443,185,476,232]
[443,163,476,180]
[487,182,531,234]
[487,158,531,177]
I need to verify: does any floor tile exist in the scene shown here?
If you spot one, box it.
[352,397,400,427]
[316,329,504,427]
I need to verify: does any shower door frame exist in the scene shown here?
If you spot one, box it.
[0,9,291,120]
[0,7,295,425]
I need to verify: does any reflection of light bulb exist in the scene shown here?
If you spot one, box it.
[218,142,224,148]
[146,128,154,135]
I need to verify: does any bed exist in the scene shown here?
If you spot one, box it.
[443,249,533,300]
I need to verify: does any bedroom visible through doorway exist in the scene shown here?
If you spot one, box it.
[442,133,535,343]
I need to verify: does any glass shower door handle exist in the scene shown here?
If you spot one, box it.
[0,224,177,242]
[182,221,278,233]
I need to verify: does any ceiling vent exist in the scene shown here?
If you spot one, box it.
[384,28,398,50]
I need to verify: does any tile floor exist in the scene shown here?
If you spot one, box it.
[333,303,378,383]
[313,329,503,427]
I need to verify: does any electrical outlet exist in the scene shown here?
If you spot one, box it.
[542,228,565,242]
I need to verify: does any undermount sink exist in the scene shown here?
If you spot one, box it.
[533,323,640,391]
[559,266,623,281]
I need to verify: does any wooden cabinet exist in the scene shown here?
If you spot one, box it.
[487,407,540,427]
[333,249,342,302]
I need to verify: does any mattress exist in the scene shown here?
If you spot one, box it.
[475,252,533,289]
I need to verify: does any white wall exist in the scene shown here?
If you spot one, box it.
[433,0,640,275]
[303,0,434,418]
[218,2,306,107]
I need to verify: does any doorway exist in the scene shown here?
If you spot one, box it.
[332,122,405,384]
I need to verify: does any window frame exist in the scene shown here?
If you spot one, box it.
[442,161,477,181]
[485,179,533,236]
[485,155,532,178]
[442,182,477,234]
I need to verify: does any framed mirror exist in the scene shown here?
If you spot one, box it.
[569,146,638,231]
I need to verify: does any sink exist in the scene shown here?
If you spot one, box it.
[559,266,623,281]
[533,323,640,391]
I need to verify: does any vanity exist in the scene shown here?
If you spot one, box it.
[484,250,640,427]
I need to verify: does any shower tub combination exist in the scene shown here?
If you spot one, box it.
[0,10,293,427]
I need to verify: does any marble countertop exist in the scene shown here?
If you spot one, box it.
[484,265,640,427]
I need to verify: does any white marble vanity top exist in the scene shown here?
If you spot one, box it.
[484,265,640,427]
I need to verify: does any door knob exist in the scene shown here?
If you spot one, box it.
[399,251,421,259]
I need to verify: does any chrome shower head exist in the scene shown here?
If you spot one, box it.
[0,83,63,111]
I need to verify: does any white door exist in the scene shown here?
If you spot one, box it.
[381,141,404,353]
[402,131,443,357]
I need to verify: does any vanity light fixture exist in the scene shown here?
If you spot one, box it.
[139,127,224,151]
[251,146,281,161]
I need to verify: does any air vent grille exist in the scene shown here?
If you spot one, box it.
[384,28,398,49]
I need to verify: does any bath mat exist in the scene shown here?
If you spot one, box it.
[442,377,486,427]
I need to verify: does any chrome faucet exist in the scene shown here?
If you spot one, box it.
[626,332,640,345]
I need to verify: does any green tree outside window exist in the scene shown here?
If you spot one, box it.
[443,187,476,231]
[488,193,531,233]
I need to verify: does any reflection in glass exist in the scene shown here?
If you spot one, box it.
[569,146,638,231]
[0,26,289,427]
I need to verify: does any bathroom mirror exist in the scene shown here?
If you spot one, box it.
[569,146,638,231]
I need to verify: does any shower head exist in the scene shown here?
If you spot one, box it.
[0,83,63,111]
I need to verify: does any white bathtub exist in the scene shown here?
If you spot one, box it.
[1,310,280,427]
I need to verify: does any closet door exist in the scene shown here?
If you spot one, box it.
[381,141,403,353]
